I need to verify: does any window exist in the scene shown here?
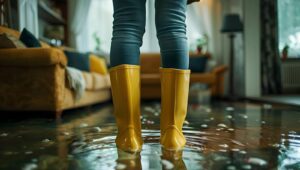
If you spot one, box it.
[86,1,207,54]
[87,0,113,55]
[278,0,300,58]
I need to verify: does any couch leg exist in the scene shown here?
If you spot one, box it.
[55,110,63,119]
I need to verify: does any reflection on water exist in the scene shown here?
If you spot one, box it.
[0,102,300,169]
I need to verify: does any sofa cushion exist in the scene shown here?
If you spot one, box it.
[63,89,111,110]
[190,73,215,84]
[81,72,111,91]
[81,72,93,90]
[19,28,41,47]
[64,50,90,72]
[0,26,20,38]
[40,41,51,48]
[92,73,110,90]
[141,73,215,85]
[140,53,161,74]
[141,74,160,85]
[89,54,108,75]
[0,33,26,49]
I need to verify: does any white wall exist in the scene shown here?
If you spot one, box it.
[220,0,245,97]
[244,0,261,97]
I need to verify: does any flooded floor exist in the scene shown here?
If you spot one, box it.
[0,101,300,170]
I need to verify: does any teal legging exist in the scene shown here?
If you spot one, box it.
[110,0,189,69]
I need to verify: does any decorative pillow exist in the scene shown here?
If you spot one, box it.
[19,28,41,47]
[189,56,208,73]
[187,0,200,4]
[64,50,90,72]
[0,33,26,48]
[40,41,51,48]
[89,54,108,75]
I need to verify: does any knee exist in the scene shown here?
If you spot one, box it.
[155,3,187,40]
[112,9,145,44]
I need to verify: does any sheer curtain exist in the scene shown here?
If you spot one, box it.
[86,0,159,54]
[187,0,223,60]
[75,0,222,60]
[86,0,113,55]
[18,0,39,37]
[142,0,223,55]
[68,0,92,52]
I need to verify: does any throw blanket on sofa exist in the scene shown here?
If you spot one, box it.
[66,67,86,101]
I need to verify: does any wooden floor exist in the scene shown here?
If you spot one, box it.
[248,95,300,107]
[0,101,299,169]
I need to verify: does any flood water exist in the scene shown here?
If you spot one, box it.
[0,102,300,170]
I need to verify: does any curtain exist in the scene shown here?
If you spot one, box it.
[86,0,113,56]
[82,0,223,60]
[85,0,160,54]
[186,1,222,60]
[141,1,224,56]
[68,0,92,52]
[260,0,282,94]
[0,0,12,27]
[18,0,39,37]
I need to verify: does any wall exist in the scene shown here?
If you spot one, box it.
[220,0,245,97]
[244,0,261,97]
[220,0,261,97]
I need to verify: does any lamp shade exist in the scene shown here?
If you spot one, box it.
[221,14,243,33]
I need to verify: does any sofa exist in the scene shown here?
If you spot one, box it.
[140,53,227,99]
[0,26,111,118]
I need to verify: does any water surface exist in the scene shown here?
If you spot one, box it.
[0,102,300,170]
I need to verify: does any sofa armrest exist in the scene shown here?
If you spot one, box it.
[0,48,67,112]
[212,65,228,75]
[211,65,228,97]
[0,48,67,67]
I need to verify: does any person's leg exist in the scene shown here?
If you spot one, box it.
[155,0,190,150]
[155,0,189,69]
[109,0,146,152]
[110,0,146,66]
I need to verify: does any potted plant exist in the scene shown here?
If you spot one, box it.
[93,32,101,52]
[196,34,208,54]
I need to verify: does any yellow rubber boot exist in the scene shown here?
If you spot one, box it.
[160,68,190,150]
[109,64,143,152]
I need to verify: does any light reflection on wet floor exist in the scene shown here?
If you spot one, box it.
[0,102,300,170]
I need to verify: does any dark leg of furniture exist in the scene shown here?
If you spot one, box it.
[55,110,63,119]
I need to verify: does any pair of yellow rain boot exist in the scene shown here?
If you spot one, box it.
[109,64,190,152]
